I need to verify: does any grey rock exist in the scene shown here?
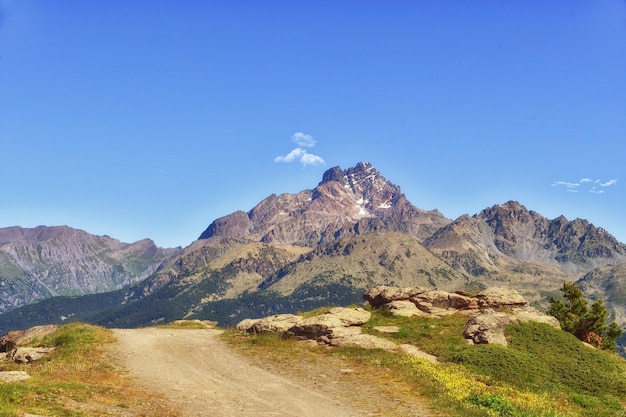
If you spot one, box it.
[463,306,560,346]
[0,370,30,382]
[328,334,397,350]
[0,325,58,352]
[397,344,438,363]
[5,347,55,363]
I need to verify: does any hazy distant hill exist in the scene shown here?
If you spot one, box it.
[0,225,179,313]
[2,163,626,339]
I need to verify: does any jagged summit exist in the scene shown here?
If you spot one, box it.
[425,200,626,277]
[317,162,401,217]
[198,162,449,245]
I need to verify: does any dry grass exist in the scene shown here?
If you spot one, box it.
[222,330,439,416]
[0,323,179,417]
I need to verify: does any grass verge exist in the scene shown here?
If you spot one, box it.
[226,308,626,417]
[0,322,179,417]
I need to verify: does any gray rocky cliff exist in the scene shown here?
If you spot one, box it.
[0,226,178,313]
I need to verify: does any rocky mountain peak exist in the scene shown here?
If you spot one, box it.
[199,162,449,245]
[318,162,401,215]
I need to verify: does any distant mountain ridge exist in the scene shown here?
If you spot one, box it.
[425,201,625,276]
[0,225,179,313]
[1,162,625,346]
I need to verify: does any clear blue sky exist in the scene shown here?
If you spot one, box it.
[1,1,624,248]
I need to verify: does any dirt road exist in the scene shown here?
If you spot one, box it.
[110,328,368,417]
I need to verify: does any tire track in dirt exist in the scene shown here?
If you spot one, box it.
[110,328,365,417]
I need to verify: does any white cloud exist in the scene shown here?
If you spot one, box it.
[552,181,580,189]
[599,179,617,187]
[275,132,325,167]
[552,178,618,194]
[292,132,316,148]
[300,153,325,166]
[274,148,305,163]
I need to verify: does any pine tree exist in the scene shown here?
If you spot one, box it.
[548,281,622,351]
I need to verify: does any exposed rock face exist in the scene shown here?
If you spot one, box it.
[199,162,450,246]
[363,285,560,347]
[236,307,371,341]
[463,307,561,346]
[5,346,55,363]
[238,286,565,362]
[0,226,179,313]
[0,325,58,352]
[1,325,59,363]
[236,306,425,354]
[0,371,31,382]
[424,201,626,276]
[364,285,479,317]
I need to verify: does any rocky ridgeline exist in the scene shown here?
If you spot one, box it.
[236,286,560,360]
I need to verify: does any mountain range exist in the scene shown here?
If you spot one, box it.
[1,162,625,346]
[0,226,179,313]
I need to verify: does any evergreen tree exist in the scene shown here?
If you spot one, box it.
[548,282,622,351]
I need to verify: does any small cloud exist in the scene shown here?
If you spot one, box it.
[552,181,580,189]
[599,179,617,187]
[274,148,305,163]
[300,153,325,166]
[275,132,325,167]
[292,132,316,148]
[552,177,618,194]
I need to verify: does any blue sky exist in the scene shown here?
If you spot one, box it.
[1,1,624,248]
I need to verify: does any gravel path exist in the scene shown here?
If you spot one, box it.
[110,328,366,417]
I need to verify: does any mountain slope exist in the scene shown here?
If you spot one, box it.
[0,225,179,313]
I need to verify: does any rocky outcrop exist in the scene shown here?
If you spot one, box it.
[364,285,560,347]
[5,346,56,363]
[236,307,371,342]
[1,325,59,364]
[363,285,479,317]
[238,286,565,364]
[0,325,58,352]
[463,307,561,346]
[0,370,31,382]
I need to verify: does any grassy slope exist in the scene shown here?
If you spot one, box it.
[230,309,626,417]
[0,323,179,417]
[4,316,626,417]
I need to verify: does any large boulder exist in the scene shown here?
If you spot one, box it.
[236,307,371,343]
[0,325,58,352]
[0,371,31,382]
[476,287,528,309]
[5,347,56,364]
[290,307,371,339]
[363,286,428,307]
[235,314,304,334]
[364,285,479,317]
[463,306,561,346]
